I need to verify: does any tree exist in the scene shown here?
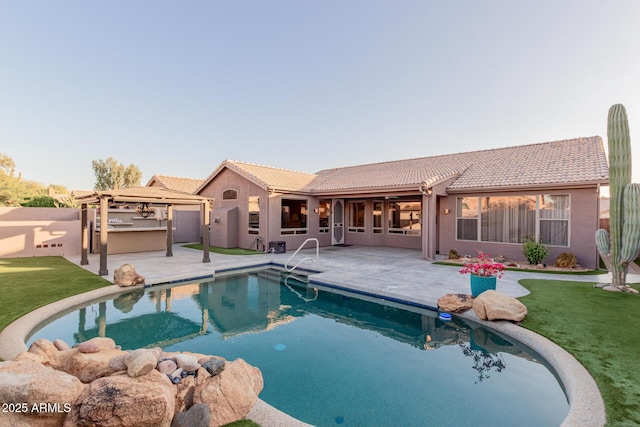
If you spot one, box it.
[92,157,142,190]
[0,153,16,177]
[0,152,49,206]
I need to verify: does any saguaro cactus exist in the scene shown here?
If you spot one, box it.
[595,104,640,289]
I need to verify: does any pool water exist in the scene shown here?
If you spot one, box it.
[28,268,569,426]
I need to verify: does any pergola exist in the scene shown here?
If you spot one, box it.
[75,187,212,276]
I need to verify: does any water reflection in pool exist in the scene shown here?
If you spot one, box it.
[29,268,569,426]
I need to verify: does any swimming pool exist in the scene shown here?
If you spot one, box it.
[28,268,569,426]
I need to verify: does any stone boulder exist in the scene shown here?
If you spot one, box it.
[437,293,474,313]
[114,264,145,287]
[65,348,128,383]
[0,360,84,427]
[64,369,176,427]
[27,338,59,365]
[172,403,210,427]
[77,337,117,354]
[125,349,158,378]
[473,290,527,322]
[193,358,263,427]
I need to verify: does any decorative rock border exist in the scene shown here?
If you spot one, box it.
[1,336,263,427]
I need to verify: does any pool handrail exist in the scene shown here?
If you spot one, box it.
[284,238,319,272]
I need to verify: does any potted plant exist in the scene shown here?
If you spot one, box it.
[459,252,506,297]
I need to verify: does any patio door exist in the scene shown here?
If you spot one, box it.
[331,199,344,245]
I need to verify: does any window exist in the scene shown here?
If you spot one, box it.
[281,199,308,235]
[222,189,237,200]
[456,195,570,246]
[373,201,383,233]
[481,196,536,243]
[457,197,478,241]
[389,201,421,235]
[318,199,330,233]
[539,195,569,246]
[248,196,259,235]
[348,201,366,233]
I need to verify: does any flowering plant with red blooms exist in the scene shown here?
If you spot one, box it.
[459,252,505,278]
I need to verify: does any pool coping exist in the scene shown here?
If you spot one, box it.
[0,266,606,427]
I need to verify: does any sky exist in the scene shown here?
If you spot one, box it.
[1,0,640,191]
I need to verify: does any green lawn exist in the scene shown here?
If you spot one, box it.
[182,244,263,255]
[519,279,640,426]
[0,256,111,333]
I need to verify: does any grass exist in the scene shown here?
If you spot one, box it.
[0,256,111,333]
[182,244,263,255]
[519,279,640,426]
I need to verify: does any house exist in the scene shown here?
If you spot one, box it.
[195,136,609,269]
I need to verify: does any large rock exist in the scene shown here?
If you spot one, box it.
[174,375,196,413]
[125,349,158,378]
[27,339,59,365]
[64,369,175,427]
[437,293,474,313]
[65,349,128,383]
[173,354,200,372]
[473,290,527,322]
[193,358,263,427]
[171,403,210,427]
[0,360,84,427]
[77,337,117,354]
[113,264,145,287]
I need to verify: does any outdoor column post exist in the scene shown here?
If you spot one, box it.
[98,196,109,276]
[202,200,210,263]
[420,189,435,261]
[80,202,89,265]
[166,204,174,257]
[427,193,437,260]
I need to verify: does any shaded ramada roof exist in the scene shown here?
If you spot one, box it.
[196,136,609,195]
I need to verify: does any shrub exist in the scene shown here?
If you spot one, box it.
[21,196,57,207]
[522,236,550,265]
[448,249,460,259]
[554,252,577,268]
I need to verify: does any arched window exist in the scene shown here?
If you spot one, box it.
[222,189,238,200]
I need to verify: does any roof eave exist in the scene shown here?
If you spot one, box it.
[446,179,609,194]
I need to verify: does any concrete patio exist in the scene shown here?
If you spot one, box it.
[68,244,632,309]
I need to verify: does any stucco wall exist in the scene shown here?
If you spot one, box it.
[437,188,601,269]
[199,168,268,249]
[0,207,81,257]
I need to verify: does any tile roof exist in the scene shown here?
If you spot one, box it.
[447,136,608,190]
[200,136,609,194]
[146,175,203,194]
[213,160,319,192]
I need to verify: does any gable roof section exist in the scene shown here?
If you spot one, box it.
[146,175,203,194]
[196,160,319,193]
[196,137,608,195]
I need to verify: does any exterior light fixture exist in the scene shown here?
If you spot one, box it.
[135,203,153,218]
